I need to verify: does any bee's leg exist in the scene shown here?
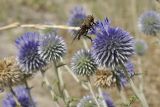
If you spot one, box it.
[85,35,92,42]
[77,31,82,40]
[84,29,92,42]
[73,30,80,40]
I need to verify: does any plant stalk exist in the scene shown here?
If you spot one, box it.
[121,63,149,107]
[8,85,22,107]
[40,70,60,107]
[24,78,35,107]
[86,76,101,107]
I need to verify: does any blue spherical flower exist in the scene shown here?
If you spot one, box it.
[15,32,47,74]
[39,32,67,63]
[138,10,160,36]
[89,18,110,35]
[134,39,148,56]
[92,18,134,69]
[71,49,97,76]
[2,86,34,107]
[68,6,87,27]
[67,6,87,35]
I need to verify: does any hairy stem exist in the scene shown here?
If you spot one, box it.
[58,68,70,99]
[98,88,108,107]
[40,70,60,107]
[61,59,89,90]
[24,78,35,107]
[121,63,149,107]
[53,62,66,104]
[8,85,22,107]
[137,57,143,93]
[86,76,101,107]
[82,39,89,50]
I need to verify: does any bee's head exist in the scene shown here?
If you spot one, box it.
[87,15,94,22]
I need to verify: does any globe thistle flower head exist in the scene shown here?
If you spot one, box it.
[89,18,110,35]
[39,32,67,63]
[67,6,87,35]
[134,39,148,56]
[71,49,97,76]
[15,32,47,74]
[68,6,87,27]
[92,18,134,69]
[95,69,116,88]
[2,86,34,107]
[138,10,160,36]
[0,56,24,90]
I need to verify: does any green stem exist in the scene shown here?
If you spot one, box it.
[137,57,143,93]
[61,59,89,90]
[121,63,149,107]
[24,78,35,107]
[53,62,66,104]
[86,76,101,107]
[98,88,108,107]
[40,70,60,107]
[59,69,70,99]
[8,85,22,107]
[82,39,89,50]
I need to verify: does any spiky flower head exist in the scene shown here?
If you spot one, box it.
[134,39,148,56]
[92,18,134,69]
[2,86,34,107]
[39,32,67,63]
[0,56,24,90]
[67,5,87,35]
[95,69,116,88]
[77,93,115,107]
[138,10,160,36]
[15,32,47,74]
[68,5,87,27]
[71,49,97,76]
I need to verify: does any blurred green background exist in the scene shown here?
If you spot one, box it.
[0,0,160,107]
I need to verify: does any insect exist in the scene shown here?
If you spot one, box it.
[72,15,96,42]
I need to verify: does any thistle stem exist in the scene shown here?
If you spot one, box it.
[61,59,89,90]
[137,57,143,93]
[98,88,108,107]
[53,62,66,104]
[40,70,60,107]
[58,68,70,99]
[82,39,89,50]
[121,63,149,107]
[8,85,22,107]
[86,76,101,107]
[24,78,35,107]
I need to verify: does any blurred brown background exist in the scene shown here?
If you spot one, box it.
[0,0,160,107]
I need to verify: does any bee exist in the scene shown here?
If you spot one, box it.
[72,15,96,42]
